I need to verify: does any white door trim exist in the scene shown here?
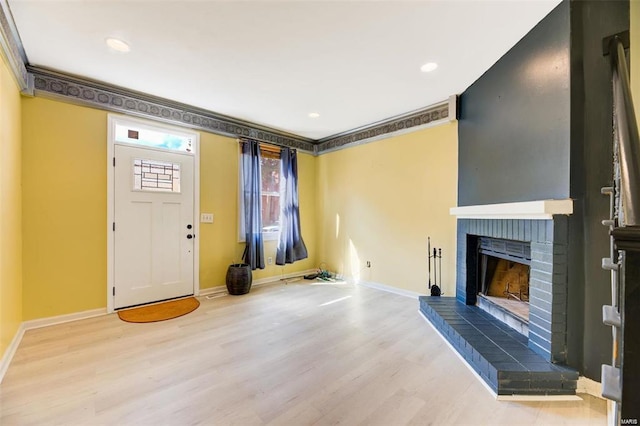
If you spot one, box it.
[107,114,200,313]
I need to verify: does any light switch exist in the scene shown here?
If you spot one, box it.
[201,213,214,223]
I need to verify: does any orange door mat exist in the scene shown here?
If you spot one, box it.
[117,297,200,323]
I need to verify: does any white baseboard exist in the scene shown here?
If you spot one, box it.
[607,400,617,426]
[255,269,318,286]
[2,308,107,384]
[199,269,319,298]
[0,308,108,384]
[496,394,581,402]
[22,308,108,331]
[358,280,424,299]
[0,322,26,384]
[576,376,604,398]
[1,272,315,382]
[199,285,227,297]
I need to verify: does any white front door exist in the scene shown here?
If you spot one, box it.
[113,144,195,309]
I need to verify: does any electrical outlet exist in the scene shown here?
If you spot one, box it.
[201,213,214,223]
[366,261,371,268]
[268,257,273,265]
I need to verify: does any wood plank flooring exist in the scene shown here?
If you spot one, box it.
[0,282,606,425]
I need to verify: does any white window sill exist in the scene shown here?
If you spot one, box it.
[238,232,280,243]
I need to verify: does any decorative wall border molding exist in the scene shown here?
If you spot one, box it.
[29,66,316,152]
[315,100,452,153]
[30,65,454,155]
[0,0,29,91]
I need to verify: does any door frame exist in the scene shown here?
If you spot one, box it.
[106,114,200,313]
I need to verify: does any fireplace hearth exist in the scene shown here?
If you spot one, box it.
[457,218,569,363]
[419,297,578,395]
[419,201,577,395]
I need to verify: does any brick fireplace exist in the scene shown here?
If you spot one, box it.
[434,0,628,391]
[457,216,569,363]
[419,200,578,395]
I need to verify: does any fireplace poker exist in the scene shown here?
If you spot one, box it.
[428,237,432,289]
[433,248,437,286]
[439,248,442,289]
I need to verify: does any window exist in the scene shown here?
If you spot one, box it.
[133,158,181,193]
[239,143,282,240]
[114,122,195,153]
[260,153,281,234]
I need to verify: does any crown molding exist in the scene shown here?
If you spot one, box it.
[29,66,316,152]
[0,0,30,92]
[315,101,452,153]
[30,65,453,155]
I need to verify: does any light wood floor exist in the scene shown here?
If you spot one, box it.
[0,282,606,425]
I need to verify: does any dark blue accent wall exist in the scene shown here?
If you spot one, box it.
[571,0,629,380]
[458,1,571,206]
[456,0,629,380]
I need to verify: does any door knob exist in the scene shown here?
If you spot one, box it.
[187,234,193,239]
[187,224,192,229]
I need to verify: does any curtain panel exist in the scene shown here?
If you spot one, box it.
[276,147,308,265]
[241,139,265,270]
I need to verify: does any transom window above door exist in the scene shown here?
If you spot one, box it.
[114,122,195,154]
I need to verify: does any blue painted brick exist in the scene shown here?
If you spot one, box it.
[454,216,569,369]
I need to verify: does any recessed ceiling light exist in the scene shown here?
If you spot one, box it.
[308,112,320,118]
[105,37,130,53]
[420,62,438,73]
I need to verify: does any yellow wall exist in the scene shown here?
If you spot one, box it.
[198,133,239,288]
[198,134,317,289]
[22,98,107,319]
[0,57,23,358]
[21,97,317,319]
[20,95,453,318]
[316,124,458,295]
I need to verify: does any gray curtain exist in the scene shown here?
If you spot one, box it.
[242,140,265,270]
[276,147,308,265]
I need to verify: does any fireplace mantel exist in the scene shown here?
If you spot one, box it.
[449,199,573,220]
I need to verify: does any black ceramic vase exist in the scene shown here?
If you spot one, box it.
[226,264,252,295]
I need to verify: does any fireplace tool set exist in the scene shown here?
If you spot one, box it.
[427,237,442,296]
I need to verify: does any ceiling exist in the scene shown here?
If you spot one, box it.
[8,0,561,140]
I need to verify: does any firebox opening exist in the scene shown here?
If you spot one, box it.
[475,237,531,334]
[479,255,530,322]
